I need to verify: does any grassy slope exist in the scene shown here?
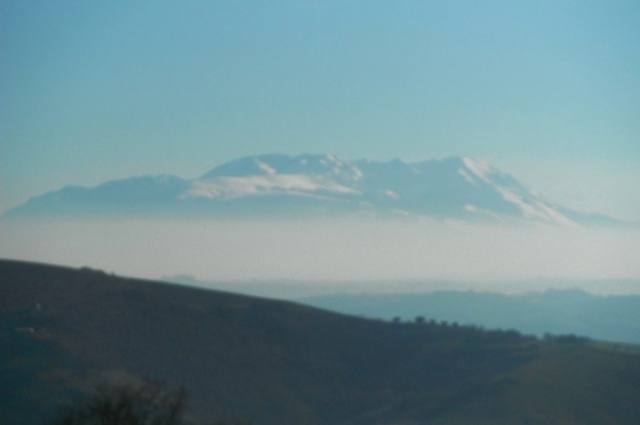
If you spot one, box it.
[425,343,640,425]
[1,259,640,425]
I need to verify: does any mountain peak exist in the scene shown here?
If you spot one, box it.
[3,153,621,226]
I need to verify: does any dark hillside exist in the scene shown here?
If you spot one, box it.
[1,259,640,425]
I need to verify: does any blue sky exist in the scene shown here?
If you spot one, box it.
[2,0,640,219]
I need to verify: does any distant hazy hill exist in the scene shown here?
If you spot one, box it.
[3,154,621,225]
[301,289,640,345]
[2,259,640,425]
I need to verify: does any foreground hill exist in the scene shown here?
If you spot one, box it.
[2,259,640,425]
[2,154,622,226]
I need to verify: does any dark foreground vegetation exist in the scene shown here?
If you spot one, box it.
[49,380,249,425]
[2,259,640,425]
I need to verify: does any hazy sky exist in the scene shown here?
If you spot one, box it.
[1,2,640,293]
[2,0,640,220]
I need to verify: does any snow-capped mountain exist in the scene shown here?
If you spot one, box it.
[187,154,361,201]
[2,154,618,226]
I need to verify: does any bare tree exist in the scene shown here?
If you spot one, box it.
[50,380,187,425]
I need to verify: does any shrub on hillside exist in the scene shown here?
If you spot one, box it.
[49,380,250,425]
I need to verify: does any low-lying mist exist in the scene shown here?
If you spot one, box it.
[1,217,639,295]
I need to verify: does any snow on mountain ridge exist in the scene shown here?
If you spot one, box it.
[184,173,357,200]
[462,156,494,183]
[202,154,363,182]
[256,159,277,175]
[190,154,578,225]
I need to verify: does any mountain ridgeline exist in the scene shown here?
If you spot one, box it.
[2,259,640,425]
[2,154,620,225]
[300,289,640,345]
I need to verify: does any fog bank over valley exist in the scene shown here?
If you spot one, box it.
[2,217,638,295]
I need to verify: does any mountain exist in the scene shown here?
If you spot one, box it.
[300,288,640,345]
[2,154,619,225]
[2,259,640,425]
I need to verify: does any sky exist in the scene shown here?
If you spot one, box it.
[2,0,639,220]
[1,1,640,292]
